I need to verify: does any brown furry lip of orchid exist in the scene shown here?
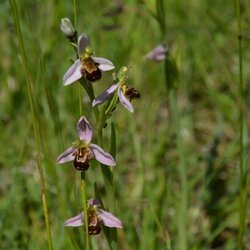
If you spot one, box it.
[64,198,122,235]
[56,116,116,171]
[63,33,115,84]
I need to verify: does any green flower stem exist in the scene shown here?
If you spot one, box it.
[236,0,246,249]
[9,1,53,249]
[71,5,90,248]
[79,79,99,120]
[72,0,82,118]
[78,85,83,116]
[73,0,77,28]
[98,102,118,249]
[105,94,119,121]
[81,172,90,250]
[97,106,106,146]
[77,56,117,249]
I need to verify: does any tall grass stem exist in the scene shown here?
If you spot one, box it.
[9,0,53,249]
[36,154,53,250]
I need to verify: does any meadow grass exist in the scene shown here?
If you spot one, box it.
[1,0,250,249]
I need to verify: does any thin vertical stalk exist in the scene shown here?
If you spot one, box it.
[80,79,99,120]
[236,0,245,249]
[73,3,90,246]
[78,87,83,116]
[73,0,77,28]
[169,90,188,250]
[97,106,105,147]
[97,106,114,196]
[36,155,53,250]
[97,105,117,250]
[81,172,90,250]
[73,0,83,117]
[9,0,53,249]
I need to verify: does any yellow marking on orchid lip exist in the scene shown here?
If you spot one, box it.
[72,140,90,148]
[84,47,93,57]
[120,84,127,93]
[80,47,93,61]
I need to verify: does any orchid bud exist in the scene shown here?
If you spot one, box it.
[60,18,75,38]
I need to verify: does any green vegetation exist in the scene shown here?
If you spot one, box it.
[1,0,250,249]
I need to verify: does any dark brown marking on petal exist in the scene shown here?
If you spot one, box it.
[82,58,102,82]
[73,156,90,171]
[88,209,102,235]
[73,148,93,171]
[88,224,101,235]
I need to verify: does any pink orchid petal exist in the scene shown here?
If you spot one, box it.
[92,84,118,107]
[63,59,82,86]
[144,44,168,62]
[118,87,134,113]
[77,116,93,142]
[89,144,116,166]
[77,33,89,56]
[99,209,122,228]
[92,56,115,71]
[64,212,84,227]
[57,146,77,164]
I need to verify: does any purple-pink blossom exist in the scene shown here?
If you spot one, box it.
[64,198,122,235]
[57,116,115,171]
[144,44,169,62]
[92,67,140,113]
[63,34,115,84]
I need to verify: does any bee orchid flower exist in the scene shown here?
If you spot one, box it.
[57,116,115,171]
[64,198,122,235]
[63,33,115,85]
[92,67,140,113]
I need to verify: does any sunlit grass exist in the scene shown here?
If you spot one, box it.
[1,0,250,249]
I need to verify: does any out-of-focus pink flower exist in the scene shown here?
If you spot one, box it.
[144,44,169,62]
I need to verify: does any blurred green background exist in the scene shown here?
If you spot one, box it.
[1,0,250,249]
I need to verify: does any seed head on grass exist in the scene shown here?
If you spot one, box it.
[64,198,122,235]
[63,34,115,84]
[57,116,115,171]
